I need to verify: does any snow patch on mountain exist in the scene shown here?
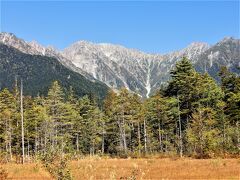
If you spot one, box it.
[208,51,220,67]
[146,61,152,98]
[62,40,210,97]
[1,32,239,98]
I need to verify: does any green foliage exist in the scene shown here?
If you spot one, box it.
[186,107,221,158]
[218,67,240,153]
[76,96,104,154]
[144,94,178,152]
[0,57,239,160]
[0,88,17,161]
[39,149,73,180]
[0,43,109,101]
[166,57,195,97]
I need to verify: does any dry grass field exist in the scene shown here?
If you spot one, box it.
[0,162,52,179]
[1,158,240,179]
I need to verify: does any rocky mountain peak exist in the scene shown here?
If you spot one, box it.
[0,32,18,42]
[0,32,46,55]
[1,32,239,98]
[186,42,210,53]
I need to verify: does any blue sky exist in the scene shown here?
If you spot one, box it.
[0,1,239,53]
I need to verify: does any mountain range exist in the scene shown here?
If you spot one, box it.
[0,34,109,100]
[0,32,239,98]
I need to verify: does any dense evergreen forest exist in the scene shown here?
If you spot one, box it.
[0,43,109,100]
[0,57,239,163]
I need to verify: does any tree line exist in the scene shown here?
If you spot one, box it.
[0,57,239,162]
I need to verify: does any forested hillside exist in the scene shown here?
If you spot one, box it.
[0,57,239,164]
[0,43,109,100]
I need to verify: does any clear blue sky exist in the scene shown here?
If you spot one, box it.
[0,1,239,53]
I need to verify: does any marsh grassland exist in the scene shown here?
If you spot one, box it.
[1,158,240,179]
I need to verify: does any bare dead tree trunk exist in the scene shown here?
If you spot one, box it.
[27,137,30,162]
[223,116,226,151]
[44,130,47,155]
[117,118,124,152]
[9,130,12,161]
[122,114,127,153]
[76,134,79,152]
[138,122,141,154]
[237,121,240,151]
[7,117,12,161]
[158,121,162,152]
[165,134,168,153]
[143,118,147,153]
[5,143,8,162]
[5,121,9,162]
[102,130,104,154]
[177,95,183,158]
[35,126,38,154]
[20,80,25,163]
[61,137,64,156]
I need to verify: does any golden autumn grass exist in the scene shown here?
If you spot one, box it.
[1,162,52,179]
[1,158,240,179]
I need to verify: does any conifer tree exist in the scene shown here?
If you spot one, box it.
[46,81,65,150]
[164,57,197,155]
[0,60,239,159]
[0,89,16,161]
[103,90,119,154]
[145,94,178,153]
[186,73,224,157]
[219,67,240,153]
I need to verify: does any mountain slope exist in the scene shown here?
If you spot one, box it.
[62,38,239,97]
[195,37,240,79]
[0,32,95,81]
[0,43,109,99]
[1,32,239,98]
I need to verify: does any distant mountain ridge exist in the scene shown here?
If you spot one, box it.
[0,32,239,97]
[61,36,239,97]
[0,33,95,81]
[0,42,109,100]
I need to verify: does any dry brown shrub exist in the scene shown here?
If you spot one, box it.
[0,166,8,180]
